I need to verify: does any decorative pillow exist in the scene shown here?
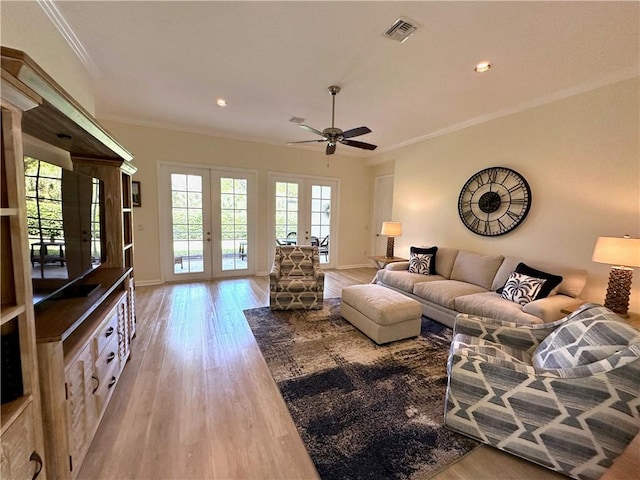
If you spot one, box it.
[514,263,563,299]
[496,263,563,300]
[410,246,437,274]
[409,253,432,275]
[501,272,547,306]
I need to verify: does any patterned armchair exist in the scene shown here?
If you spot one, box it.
[445,304,640,480]
[270,245,324,310]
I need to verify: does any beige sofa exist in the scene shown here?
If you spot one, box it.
[376,247,587,328]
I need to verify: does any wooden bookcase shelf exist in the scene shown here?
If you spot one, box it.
[1,47,136,480]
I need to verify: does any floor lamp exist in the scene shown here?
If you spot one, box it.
[592,235,640,317]
[381,222,402,258]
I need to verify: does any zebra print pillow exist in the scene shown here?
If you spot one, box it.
[501,272,547,305]
[409,253,432,275]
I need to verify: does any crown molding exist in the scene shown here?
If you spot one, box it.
[379,68,639,155]
[37,0,101,78]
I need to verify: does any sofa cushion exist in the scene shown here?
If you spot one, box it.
[433,247,459,278]
[449,251,505,290]
[500,272,547,305]
[377,269,445,293]
[410,246,437,274]
[408,252,432,275]
[492,256,587,298]
[454,292,544,325]
[413,280,486,310]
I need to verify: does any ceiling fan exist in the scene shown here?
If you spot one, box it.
[288,86,377,155]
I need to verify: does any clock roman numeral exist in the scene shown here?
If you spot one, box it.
[461,208,474,221]
[506,209,521,222]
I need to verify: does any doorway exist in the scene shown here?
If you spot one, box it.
[269,173,338,268]
[159,163,256,282]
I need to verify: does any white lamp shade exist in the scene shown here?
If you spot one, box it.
[592,236,640,268]
[381,222,402,237]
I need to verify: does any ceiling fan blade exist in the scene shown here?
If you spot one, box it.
[340,139,377,150]
[298,124,324,137]
[342,126,371,139]
[326,143,336,155]
[287,139,325,145]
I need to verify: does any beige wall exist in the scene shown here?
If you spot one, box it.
[2,1,95,114]
[369,78,640,313]
[102,121,373,283]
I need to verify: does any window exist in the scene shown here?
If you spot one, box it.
[25,156,63,245]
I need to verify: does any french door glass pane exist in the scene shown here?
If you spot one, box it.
[171,174,204,273]
[220,177,248,271]
[275,181,298,244]
[310,184,331,263]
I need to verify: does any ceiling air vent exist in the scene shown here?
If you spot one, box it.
[289,116,305,124]
[383,17,418,43]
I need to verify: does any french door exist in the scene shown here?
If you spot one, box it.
[269,173,338,268]
[159,163,256,282]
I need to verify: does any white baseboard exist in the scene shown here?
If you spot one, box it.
[135,279,164,287]
[336,263,372,270]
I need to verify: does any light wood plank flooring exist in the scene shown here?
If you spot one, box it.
[78,269,574,479]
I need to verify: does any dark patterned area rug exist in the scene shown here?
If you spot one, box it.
[244,298,479,480]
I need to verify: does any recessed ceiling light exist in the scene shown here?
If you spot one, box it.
[474,61,492,73]
[216,98,228,107]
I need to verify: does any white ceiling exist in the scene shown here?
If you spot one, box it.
[49,1,639,158]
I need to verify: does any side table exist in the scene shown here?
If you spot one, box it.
[368,255,408,270]
[561,302,640,330]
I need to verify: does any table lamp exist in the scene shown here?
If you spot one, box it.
[381,222,402,258]
[592,235,640,317]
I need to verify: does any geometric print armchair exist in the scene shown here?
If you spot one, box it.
[270,245,324,310]
[445,304,640,480]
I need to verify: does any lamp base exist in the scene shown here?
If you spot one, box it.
[604,266,633,317]
[385,237,395,258]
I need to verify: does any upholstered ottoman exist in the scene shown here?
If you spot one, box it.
[341,284,422,344]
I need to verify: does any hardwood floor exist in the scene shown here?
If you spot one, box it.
[78,269,570,479]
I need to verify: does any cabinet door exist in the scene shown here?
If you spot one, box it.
[0,403,44,479]
[64,344,98,471]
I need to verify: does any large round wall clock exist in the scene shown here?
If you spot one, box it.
[457,166,532,236]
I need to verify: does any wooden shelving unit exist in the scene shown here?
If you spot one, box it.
[1,85,47,479]
[1,47,136,480]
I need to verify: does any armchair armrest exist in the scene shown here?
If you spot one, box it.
[453,314,567,354]
[313,264,325,289]
[269,263,281,283]
[449,348,538,376]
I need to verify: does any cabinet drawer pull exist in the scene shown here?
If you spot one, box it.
[106,351,116,364]
[108,376,117,389]
[105,326,115,337]
[30,451,43,480]
[92,375,100,394]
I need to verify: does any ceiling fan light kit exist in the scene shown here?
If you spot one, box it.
[288,85,377,155]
